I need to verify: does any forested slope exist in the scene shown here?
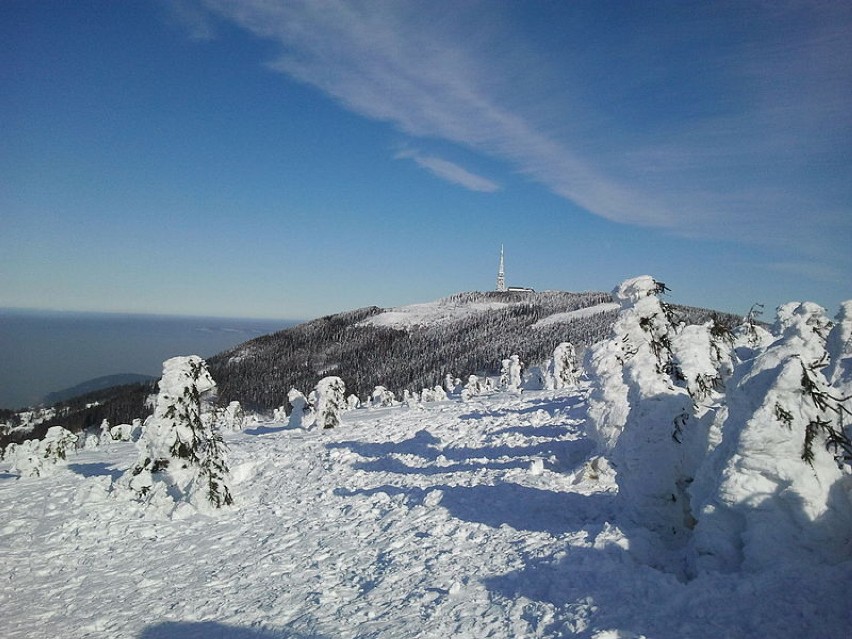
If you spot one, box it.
[207,290,737,410]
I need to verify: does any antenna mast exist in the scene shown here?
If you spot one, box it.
[496,244,506,292]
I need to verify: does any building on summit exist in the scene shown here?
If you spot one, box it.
[496,245,535,293]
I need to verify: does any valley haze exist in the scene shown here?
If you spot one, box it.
[0,309,297,410]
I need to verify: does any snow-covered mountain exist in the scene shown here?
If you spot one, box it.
[207,290,733,410]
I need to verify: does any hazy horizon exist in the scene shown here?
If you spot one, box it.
[0,310,296,410]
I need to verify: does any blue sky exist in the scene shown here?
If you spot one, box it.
[2,1,849,320]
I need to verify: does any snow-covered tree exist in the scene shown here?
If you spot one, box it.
[346,393,362,410]
[370,386,396,407]
[546,342,580,390]
[444,374,462,396]
[287,388,315,429]
[689,302,852,573]
[110,421,142,442]
[314,376,346,429]
[6,426,78,478]
[421,385,448,403]
[122,356,233,511]
[401,389,420,407]
[732,303,774,357]
[43,425,77,461]
[82,432,100,451]
[217,401,246,433]
[461,374,488,400]
[672,316,736,408]
[826,301,852,390]
[500,355,523,392]
[100,419,112,442]
[522,364,547,391]
[584,276,697,542]
[6,440,42,477]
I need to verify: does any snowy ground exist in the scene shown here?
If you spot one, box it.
[2,388,849,639]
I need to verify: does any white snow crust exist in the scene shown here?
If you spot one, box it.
[359,300,510,329]
[533,302,620,329]
[2,387,849,638]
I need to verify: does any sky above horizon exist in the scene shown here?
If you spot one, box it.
[2,1,850,321]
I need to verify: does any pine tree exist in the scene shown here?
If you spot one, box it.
[547,342,580,389]
[314,377,346,429]
[123,356,233,510]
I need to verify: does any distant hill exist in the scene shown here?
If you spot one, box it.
[207,290,738,410]
[42,374,157,406]
[2,289,741,446]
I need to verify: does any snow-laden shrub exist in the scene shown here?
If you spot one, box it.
[82,432,100,450]
[672,318,735,408]
[100,419,112,442]
[121,356,233,511]
[287,388,315,429]
[732,303,774,359]
[584,276,697,541]
[826,300,852,389]
[42,426,78,462]
[314,376,346,429]
[273,406,287,422]
[461,374,489,401]
[689,302,852,573]
[7,426,78,477]
[217,401,246,433]
[401,389,420,407]
[546,342,581,390]
[110,419,142,442]
[421,385,448,403]
[444,374,462,396]
[370,386,396,408]
[6,440,41,477]
[500,355,523,392]
[346,394,362,410]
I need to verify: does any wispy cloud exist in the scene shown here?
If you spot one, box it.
[166,0,217,41]
[198,0,851,262]
[395,149,499,193]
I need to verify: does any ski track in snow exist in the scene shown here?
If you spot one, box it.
[1,389,849,639]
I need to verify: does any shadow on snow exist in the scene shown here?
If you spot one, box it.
[458,392,587,421]
[67,461,123,480]
[327,429,595,475]
[336,483,616,536]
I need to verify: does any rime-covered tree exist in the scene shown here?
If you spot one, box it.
[217,401,246,433]
[7,426,78,477]
[421,385,447,403]
[314,376,346,429]
[826,301,852,390]
[122,356,233,511]
[287,388,315,429]
[584,276,696,542]
[370,386,396,407]
[500,355,523,392]
[346,394,362,410]
[689,301,852,573]
[546,342,580,390]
